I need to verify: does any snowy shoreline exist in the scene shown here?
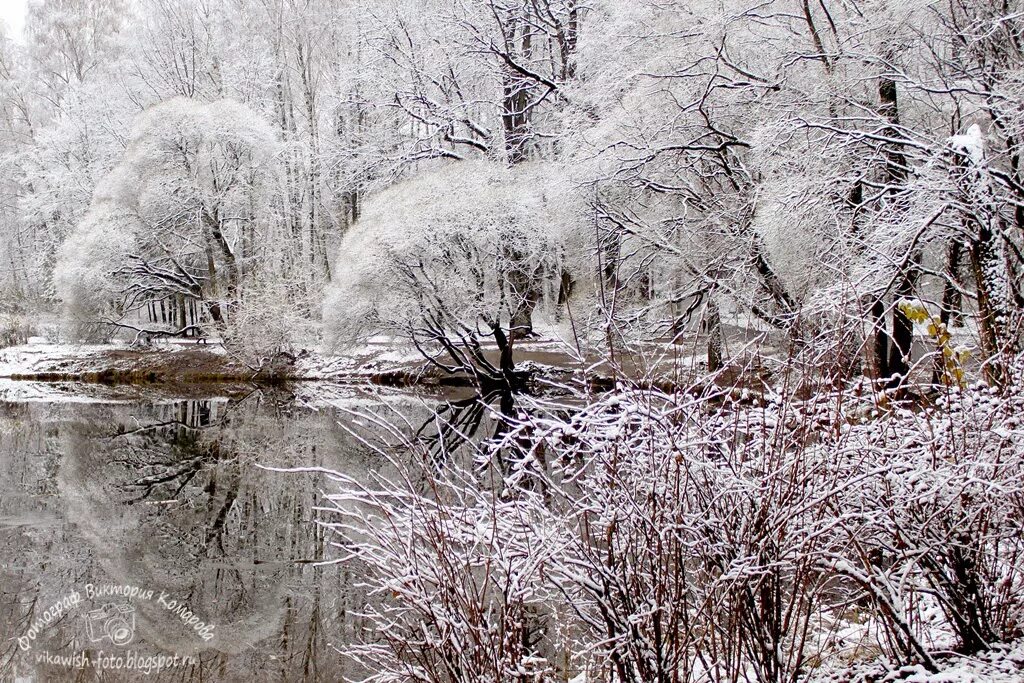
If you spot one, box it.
[0,339,437,385]
[0,338,599,398]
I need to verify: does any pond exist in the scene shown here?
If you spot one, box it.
[0,383,468,682]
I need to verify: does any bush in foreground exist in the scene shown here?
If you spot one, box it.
[304,360,1024,682]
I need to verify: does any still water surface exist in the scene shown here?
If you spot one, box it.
[0,383,447,681]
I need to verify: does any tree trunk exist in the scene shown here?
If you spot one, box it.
[508,258,540,340]
[969,227,1010,388]
[557,268,574,305]
[499,13,537,336]
[887,252,919,388]
[706,296,724,372]
[878,70,915,387]
[871,299,891,381]
[952,126,1013,388]
[501,13,532,166]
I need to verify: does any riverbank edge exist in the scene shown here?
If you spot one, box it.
[0,343,601,392]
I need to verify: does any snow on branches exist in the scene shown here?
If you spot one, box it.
[55,97,282,336]
[323,159,583,385]
[314,361,1024,682]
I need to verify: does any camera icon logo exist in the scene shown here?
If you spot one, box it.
[84,602,135,647]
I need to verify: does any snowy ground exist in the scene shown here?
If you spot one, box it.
[0,340,131,377]
[808,640,1024,682]
[0,338,441,403]
[0,336,625,382]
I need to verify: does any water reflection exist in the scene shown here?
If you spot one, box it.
[410,389,552,500]
[0,388,435,682]
[412,389,511,467]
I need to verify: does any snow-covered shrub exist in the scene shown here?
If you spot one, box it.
[832,374,1024,658]
[288,412,558,682]
[221,275,320,374]
[509,374,1024,677]
[500,387,859,683]
[310,357,1024,681]
[0,312,33,348]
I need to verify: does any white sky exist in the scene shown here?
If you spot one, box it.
[0,0,28,42]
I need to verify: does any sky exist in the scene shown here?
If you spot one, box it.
[0,0,28,41]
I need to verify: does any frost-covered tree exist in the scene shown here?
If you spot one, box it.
[56,97,282,336]
[24,0,128,107]
[0,0,130,307]
[324,160,580,386]
[560,0,810,365]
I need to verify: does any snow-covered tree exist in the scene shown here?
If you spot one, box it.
[56,97,282,336]
[324,159,581,386]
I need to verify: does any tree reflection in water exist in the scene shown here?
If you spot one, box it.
[411,389,550,498]
[0,388,439,682]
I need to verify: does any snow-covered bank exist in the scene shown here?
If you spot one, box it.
[0,336,673,388]
[0,339,428,385]
[0,341,133,377]
[809,641,1024,682]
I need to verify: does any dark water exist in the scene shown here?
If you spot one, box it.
[0,383,443,682]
